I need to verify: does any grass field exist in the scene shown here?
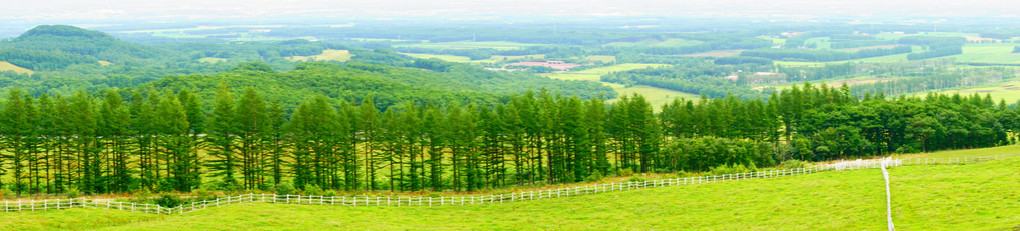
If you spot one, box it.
[912,79,1020,104]
[0,61,34,74]
[98,61,112,66]
[285,49,353,62]
[5,155,1018,230]
[942,44,1020,64]
[907,144,1020,159]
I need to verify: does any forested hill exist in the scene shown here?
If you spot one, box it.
[142,61,614,110]
[0,25,173,70]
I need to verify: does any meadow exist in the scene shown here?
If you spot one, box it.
[3,152,1017,230]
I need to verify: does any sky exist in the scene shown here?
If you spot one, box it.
[2,0,1018,21]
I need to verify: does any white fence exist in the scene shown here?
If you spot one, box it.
[2,154,1016,215]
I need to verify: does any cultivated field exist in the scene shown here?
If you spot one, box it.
[0,61,34,74]
[4,155,1017,230]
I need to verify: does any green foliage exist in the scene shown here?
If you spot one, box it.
[156,194,184,208]
[302,185,323,196]
[275,181,296,195]
[710,163,758,175]
[780,159,805,169]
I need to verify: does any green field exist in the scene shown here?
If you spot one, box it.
[909,144,1020,159]
[943,44,1020,63]
[0,61,34,74]
[911,80,1020,104]
[5,155,1018,230]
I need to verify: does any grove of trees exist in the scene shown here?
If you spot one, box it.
[1,82,1016,196]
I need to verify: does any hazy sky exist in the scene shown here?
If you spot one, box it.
[3,0,1017,21]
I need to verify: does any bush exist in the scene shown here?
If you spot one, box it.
[156,194,184,208]
[584,171,604,182]
[618,168,635,177]
[711,163,758,175]
[781,159,805,169]
[323,190,338,197]
[302,184,323,196]
[65,186,81,198]
[627,176,646,182]
[275,181,295,195]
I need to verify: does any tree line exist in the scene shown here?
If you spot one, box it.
[1,83,1017,196]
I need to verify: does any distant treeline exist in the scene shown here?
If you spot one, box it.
[740,46,911,62]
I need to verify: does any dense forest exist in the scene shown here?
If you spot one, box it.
[0,83,1014,195]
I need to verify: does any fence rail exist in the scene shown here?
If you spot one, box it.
[3,154,1016,215]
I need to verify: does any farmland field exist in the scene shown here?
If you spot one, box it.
[0,61,34,74]
[286,49,354,62]
[543,63,687,110]
[5,156,1018,230]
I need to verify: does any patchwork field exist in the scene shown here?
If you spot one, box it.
[0,61,34,74]
[4,155,1018,230]
[945,44,1020,64]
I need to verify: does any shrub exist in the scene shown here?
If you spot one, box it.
[781,159,805,169]
[303,184,323,196]
[619,168,635,177]
[584,171,604,182]
[711,163,757,175]
[323,190,338,197]
[627,176,646,182]
[65,186,81,199]
[275,181,295,195]
[156,194,184,208]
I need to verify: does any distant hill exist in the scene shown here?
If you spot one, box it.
[0,25,172,71]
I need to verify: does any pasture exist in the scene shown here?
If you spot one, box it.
[4,155,1018,230]
[0,61,34,74]
[916,80,1020,104]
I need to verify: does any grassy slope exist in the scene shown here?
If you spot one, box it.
[7,156,1018,230]
[0,61,34,74]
